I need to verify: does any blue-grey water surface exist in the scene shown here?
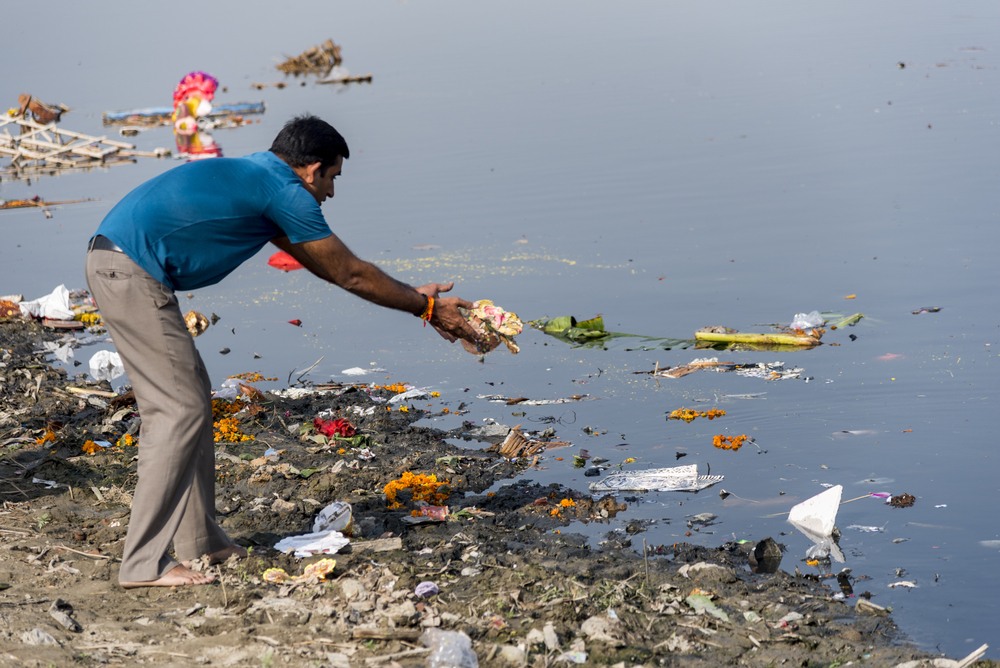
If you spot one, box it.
[3,1,998,658]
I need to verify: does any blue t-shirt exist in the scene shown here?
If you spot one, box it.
[95,151,331,290]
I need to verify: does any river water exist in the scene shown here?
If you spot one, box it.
[3,1,998,658]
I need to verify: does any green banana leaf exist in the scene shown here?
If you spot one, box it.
[529,315,697,351]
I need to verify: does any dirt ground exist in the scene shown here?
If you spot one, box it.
[0,318,992,667]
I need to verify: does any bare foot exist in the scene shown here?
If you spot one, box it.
[120,564,216,589]
[182,544,248,568]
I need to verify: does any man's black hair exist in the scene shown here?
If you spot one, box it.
[269,114,350,171]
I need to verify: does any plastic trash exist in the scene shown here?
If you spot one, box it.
[588,464,724,493]
[313,501,353,535]
[88,350,124,382]
[788,485,842,537]
[789,310,824,329]
[19,284,74,320]
[421,628,479,668]
[788,485,845,563]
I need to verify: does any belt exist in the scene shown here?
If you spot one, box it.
[88,235,124,253]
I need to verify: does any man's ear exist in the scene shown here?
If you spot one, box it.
[293,161,323,185]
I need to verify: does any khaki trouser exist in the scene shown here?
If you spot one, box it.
[85,246,232,583]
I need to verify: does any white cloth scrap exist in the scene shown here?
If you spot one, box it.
[273,530,350,558]
[19,284,74,320]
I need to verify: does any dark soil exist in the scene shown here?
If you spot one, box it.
[0,319,990,667]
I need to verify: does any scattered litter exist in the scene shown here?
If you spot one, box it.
[88,350,124,382]
[31,477,63,489]
[888,580,918,589]
[15,94,68,124]
[2,113,164,180]
[790,310,824,329]
[653,357,804,381]
[889,493,916,508]
[531,314,694,350]
[18,284,74,320]
[277,39,343,76]
[694,326,822,349]
[273,530,349,558]
[389,387,431,404]
[911,306,941,315]
[477,393,589,406]
[489,425,568,458]
[846,524,885,533]
[1,196,91,212]
[415,581,439,598]
[262,558,337,585]
[313,501,353,535]
[588,464,723,493]
[103,101,264,128]
[184,310,209,336]
[421,628,479,668]
[788,485,845,563]
[685,591,729,622]
[317,68,374,85]
[855,598,889,616]
[461,300,523,354]
[979,540,1000,550]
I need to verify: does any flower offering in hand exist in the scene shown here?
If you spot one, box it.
[461,299,523,354]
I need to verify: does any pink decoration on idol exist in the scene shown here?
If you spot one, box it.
[173,71,218,110]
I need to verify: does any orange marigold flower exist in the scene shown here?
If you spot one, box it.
[559,498,577,508]
[712,434,748,451]
[81,440,102,455]
[35,429,57,446]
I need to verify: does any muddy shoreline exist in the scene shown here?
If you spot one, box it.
[0,319,988,667]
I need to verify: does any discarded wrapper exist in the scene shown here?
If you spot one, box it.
[313,501,353,536]
[787,485,845,563]
[461,299,523,355]
[588,464,723,493]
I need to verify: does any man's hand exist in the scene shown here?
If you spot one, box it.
[416,283,481,345]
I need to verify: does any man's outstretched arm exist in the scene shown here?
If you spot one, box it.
[272,234,480,343]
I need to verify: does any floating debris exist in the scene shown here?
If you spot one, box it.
[651,357,804,381]
[588,464,724,493]
[1,196,91,211]
[15,93,68,124]
[102,101,265,128]
[695,325,823,349]
[277,39,343,76]
[1,115,167,179]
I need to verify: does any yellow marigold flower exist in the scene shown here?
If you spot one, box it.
[549,507,562,517]
[430,391,440,398]
[213,416,254,443]
[624,457,636,464]
[399,405,409,413]
[337,448,347,455]
[116,433,135,448]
